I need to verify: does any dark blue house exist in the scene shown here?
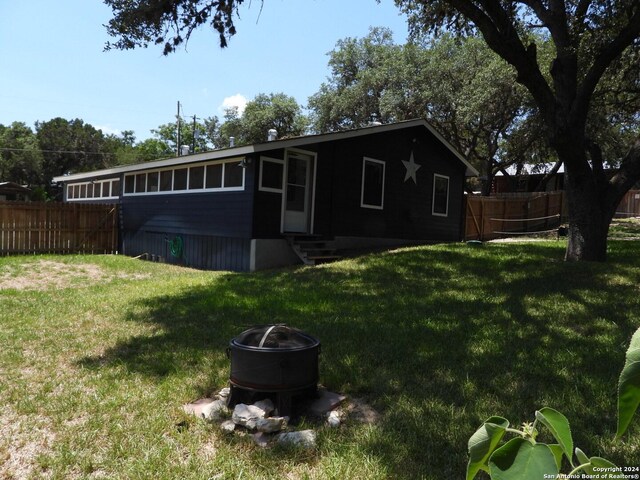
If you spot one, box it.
[53,119,478,271]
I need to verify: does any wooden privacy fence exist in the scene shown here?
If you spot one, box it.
[465,192,566,241]
[616,189,640,218]
[465,190,640,241]
[0,202,118,255]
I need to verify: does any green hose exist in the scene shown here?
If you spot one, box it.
[169,236,183,258]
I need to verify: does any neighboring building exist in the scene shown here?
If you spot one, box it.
[492,163,565,194]
[53,119,478,271]
[0,182,32,201]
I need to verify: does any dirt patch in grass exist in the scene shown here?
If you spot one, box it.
[0,405,55,479]
[0,260,150,291]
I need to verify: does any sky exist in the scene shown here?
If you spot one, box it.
[0,1,409,142]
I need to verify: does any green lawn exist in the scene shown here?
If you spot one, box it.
[1,236,639,479]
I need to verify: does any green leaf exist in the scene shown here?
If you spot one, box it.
[573,447,617,474]
[617,327,640,438]
[535,407,573,463]
[467,416,509,480]
[575,447,590,465]
[489,438,558,480]
[547,444,564,471]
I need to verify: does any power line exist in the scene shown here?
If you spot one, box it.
[0,147,169,162]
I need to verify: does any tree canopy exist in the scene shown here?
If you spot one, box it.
[395,0,640,261]
[309,27,537,194]
[103,0,248,54]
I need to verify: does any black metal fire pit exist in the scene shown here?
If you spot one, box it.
[226,324,320,416]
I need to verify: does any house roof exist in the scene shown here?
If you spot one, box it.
[0,182,32,194]
[495,162,565,176]
[52,119,479,183]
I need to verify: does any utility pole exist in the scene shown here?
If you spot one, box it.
[176,101,182,156]
[192,115,198,153]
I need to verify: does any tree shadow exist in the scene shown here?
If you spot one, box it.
[76,241,640,477]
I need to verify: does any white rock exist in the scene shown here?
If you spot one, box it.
[327,410,342,428]
[277,430,317,449]
[256,416,287,433]
[232,403,269,430]
[217,387,230,399]
[252,399,275,417]
[202,399,228,420]
[220,420,236,433]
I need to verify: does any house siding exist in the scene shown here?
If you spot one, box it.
[54,120,475,271]
[315,126,465,242]
[118,165,255,271]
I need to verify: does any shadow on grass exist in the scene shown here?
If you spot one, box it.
[77,241,640,478]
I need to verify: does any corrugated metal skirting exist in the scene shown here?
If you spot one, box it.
[122,231,251,272]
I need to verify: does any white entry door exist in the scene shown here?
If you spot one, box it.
[283,152,313,233]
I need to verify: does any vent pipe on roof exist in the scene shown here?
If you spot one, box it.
[229,137,235,147]
[180,145,190,156]
[267,129,278,141]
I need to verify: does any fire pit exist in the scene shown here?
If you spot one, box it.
[226,324,320,416]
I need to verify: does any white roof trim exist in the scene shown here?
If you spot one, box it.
[52,119,478,182]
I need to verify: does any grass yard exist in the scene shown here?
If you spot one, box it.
[1,232,639,478]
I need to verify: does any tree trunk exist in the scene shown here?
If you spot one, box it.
[559,142,613,262]
[564,182,612,261]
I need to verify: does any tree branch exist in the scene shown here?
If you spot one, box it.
[574,7,640,123]
[447,0,556,122]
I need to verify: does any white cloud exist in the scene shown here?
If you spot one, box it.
[95,124,122,136]
[219,94,247,116]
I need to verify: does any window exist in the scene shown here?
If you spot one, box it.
[360,157,385,210]
[160,170,173,191]
[173,168,188,190]
[259,157,284,193]
[432,174,450,216]
[121,158,245,196]
[147,172,159,192]
[124,175,135,194]
[66,178,120,201]
[189,166,204,189]
[135,173,146,193]
[206,164,222,188]
[223,162,243,188]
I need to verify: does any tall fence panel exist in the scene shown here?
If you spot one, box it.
[616,190,640,218]
[465,192,565,241]
[0,202,118,255]
[466,190,640,241]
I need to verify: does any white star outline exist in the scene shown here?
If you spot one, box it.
[402,150,421,184]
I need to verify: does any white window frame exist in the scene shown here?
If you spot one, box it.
[259,156,285,193]
[67,178,120,202]
[360,157,386,210]
[122,158,245,196]
[432,173,450,217]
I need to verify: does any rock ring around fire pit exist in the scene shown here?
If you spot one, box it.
[226,324,321,417]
